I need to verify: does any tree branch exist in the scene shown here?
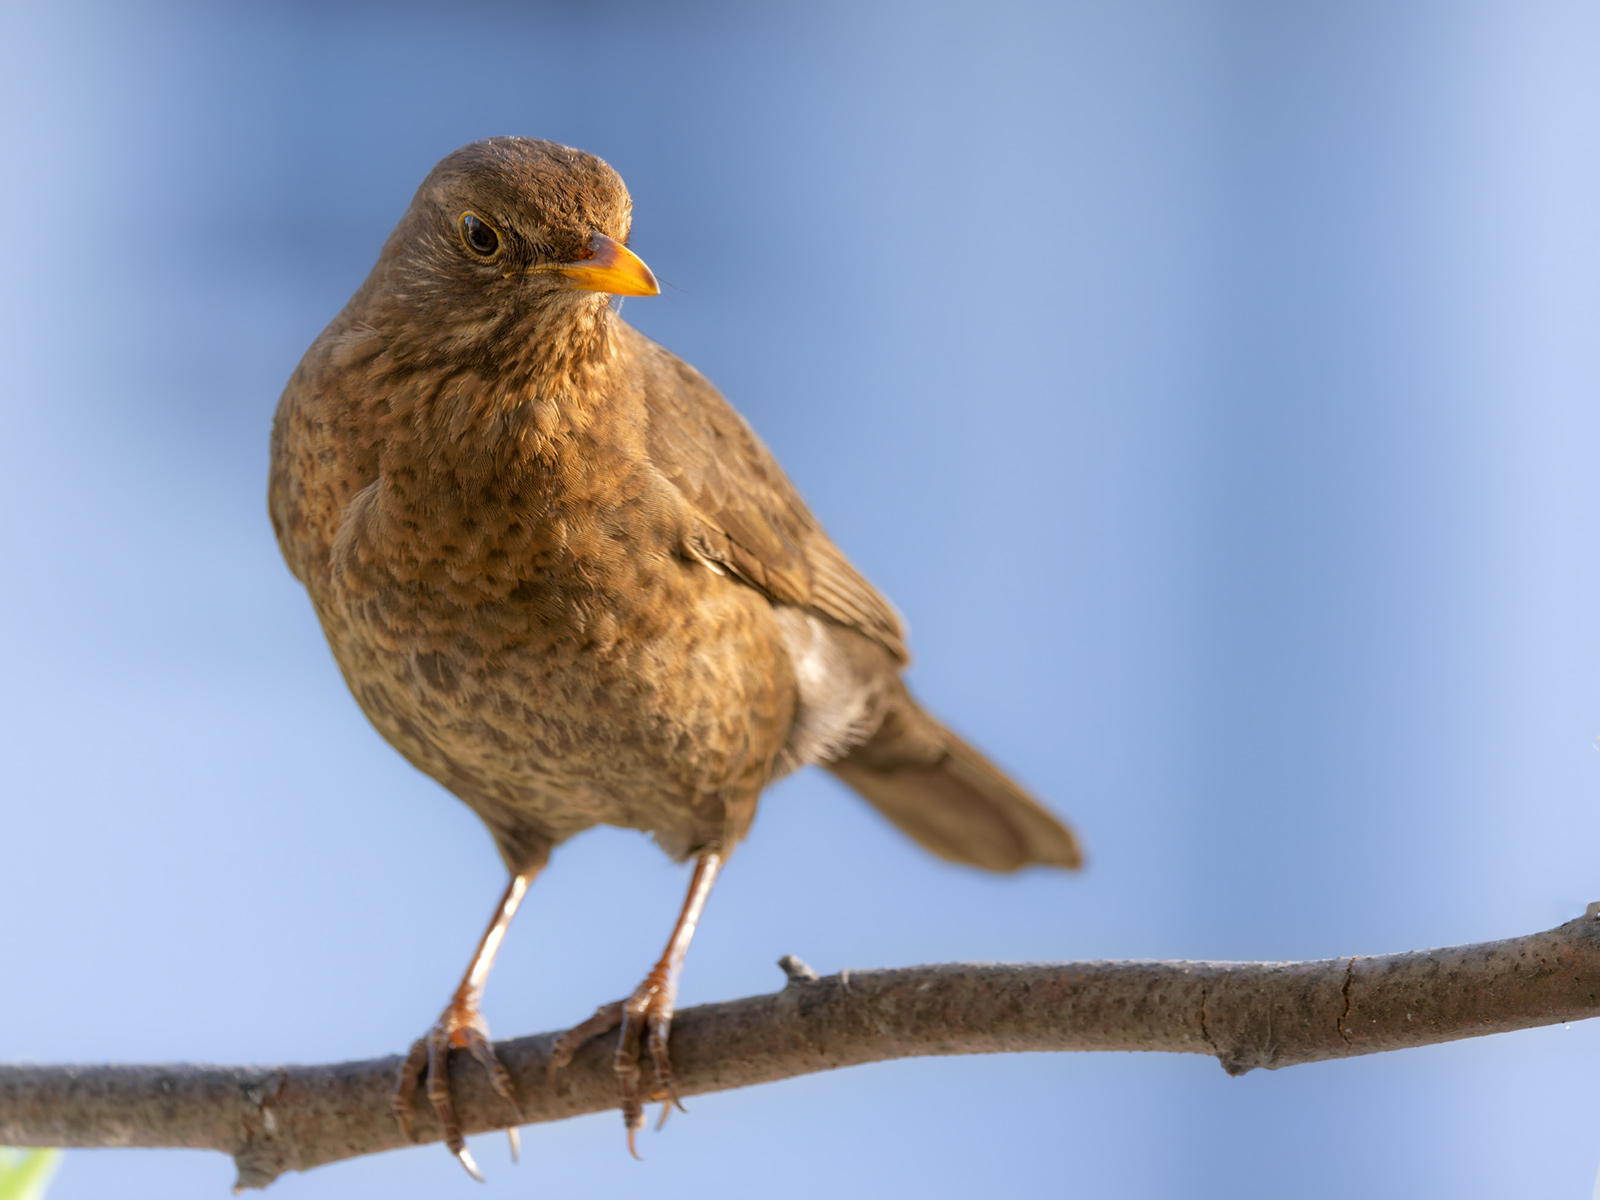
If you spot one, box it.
[6,909,1600,1190]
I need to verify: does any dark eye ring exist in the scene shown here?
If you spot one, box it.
[459,212,500,258]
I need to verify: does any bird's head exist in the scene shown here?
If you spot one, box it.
[365,137,658,377]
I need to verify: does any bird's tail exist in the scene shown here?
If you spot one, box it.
[827,702,1082,872]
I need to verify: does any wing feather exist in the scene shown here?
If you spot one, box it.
[631,330,908,662]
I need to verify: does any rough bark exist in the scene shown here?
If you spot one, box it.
[5,910,1599,1190]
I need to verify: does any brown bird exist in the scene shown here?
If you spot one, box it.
[269,136,1081,1176]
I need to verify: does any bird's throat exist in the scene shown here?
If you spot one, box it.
[381,298,622,468]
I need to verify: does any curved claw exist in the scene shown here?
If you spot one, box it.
[554,969,683,1157]
[462,1025,524,1126]
[390,1002,523,1181]
[613,981,656,1150]
[453,1143,485,1183]
[424,1026,468,1162]
[391,1037,431,1142]
[647,1007,685,1115]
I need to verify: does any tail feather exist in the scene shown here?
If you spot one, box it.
[828,705,1082,873]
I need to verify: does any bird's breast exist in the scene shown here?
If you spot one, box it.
[314,469,796,848]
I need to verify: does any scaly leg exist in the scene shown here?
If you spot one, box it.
[391,870,535,1180]
[548,851,723,1157]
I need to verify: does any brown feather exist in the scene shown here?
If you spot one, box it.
[829,707,1082,872]
[269,137,1084,1165]
[633,331,910,663]
[270,135,1079,879]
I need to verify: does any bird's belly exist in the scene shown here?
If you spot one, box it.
[318,555,796,857]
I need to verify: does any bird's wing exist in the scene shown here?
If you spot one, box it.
[635,334,909,663]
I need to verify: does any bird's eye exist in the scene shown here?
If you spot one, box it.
[459,213,500,258]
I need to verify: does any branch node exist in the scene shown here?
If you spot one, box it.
[233,1070,289,1192]
[777,954,819,984]
[232,1148,284,1194]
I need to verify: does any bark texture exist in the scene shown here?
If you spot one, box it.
[5,911,1599,1190]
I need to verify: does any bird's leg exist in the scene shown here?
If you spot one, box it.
[391,869,536,1181]
[548,850,723,1157]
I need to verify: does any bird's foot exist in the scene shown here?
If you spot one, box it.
[548,964,685,1158]
[391,995,523,1181]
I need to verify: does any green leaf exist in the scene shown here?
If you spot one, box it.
[0,1149,62,1200]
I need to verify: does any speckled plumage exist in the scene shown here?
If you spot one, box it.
[269,137,1082,1163]
[271,137,1080,878]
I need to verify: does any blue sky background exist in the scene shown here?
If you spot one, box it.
[3,2,1600,1196]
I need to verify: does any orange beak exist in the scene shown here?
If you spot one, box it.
[537,231,660,297]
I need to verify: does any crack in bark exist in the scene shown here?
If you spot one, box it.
[1337,957,1356,1051]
